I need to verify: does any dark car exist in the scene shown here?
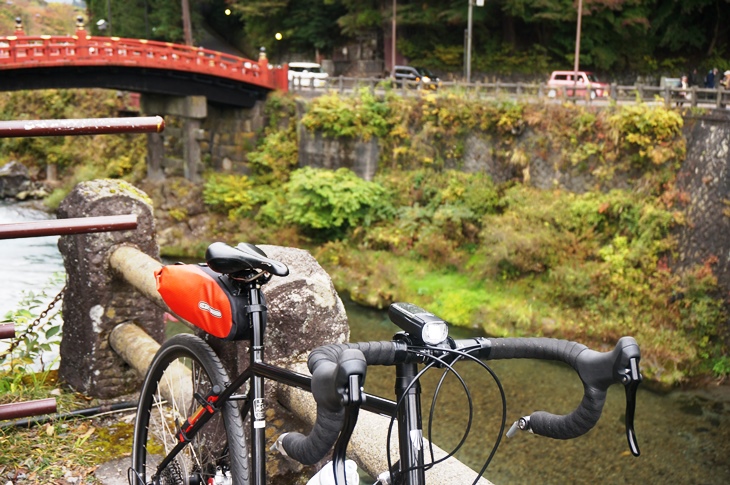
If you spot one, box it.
[392,65,440,89]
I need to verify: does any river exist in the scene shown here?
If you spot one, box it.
[0,201,65,317]
[346,300,730,485]
[1,201,728,484]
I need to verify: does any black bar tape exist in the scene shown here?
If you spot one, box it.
[529,385,606,439]
[486,338,587,367]
[308,341,400,371]
[281,406,344,465]
[486,337,611,440]
[281,342,400,465]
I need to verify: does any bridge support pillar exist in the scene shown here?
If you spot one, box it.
[141,94,207,182]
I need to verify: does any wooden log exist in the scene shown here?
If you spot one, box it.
[109,322,191,409]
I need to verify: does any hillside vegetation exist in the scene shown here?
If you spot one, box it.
[0,0,80,36]
[0,87,727,388]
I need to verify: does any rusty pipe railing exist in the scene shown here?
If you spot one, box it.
[0,214,138,240]
[0,214,139,423]
[0,323,14,339]
[0,398,57,421]
[0,116,164,138]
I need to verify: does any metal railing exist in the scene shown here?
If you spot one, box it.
[290,76,730,108]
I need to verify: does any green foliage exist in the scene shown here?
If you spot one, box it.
[247,92,299,186]
[247,130,299,185]
[202,173,257,220]
[261,166,393,239]
[607,104,686,169]
[1,275,64,375]
[301,89,392,141]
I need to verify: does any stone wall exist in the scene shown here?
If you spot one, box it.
[674,111,730,289]
[297,108,730,293]
[201,102,266,174]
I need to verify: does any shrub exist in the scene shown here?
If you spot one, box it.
[202,173,256,220]
[262,167,394,239]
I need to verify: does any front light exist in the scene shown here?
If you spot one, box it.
[421,320,449,345]
[388,302,450,346]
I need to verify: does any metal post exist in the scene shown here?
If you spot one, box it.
[467,0,473,83]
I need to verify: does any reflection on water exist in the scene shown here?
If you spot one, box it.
[345,298,730,485]
[0,202,65,316]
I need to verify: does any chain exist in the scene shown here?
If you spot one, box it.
[0,285,66,361]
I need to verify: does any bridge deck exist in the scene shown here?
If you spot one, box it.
[0,32,288,108]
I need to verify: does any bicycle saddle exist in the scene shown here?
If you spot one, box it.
[205,242,289,277]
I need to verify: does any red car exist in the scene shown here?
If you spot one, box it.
[547,70,609,99]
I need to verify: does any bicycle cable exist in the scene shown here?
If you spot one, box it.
[382,343,507,485]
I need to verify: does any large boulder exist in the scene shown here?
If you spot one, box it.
[0,161,31,198]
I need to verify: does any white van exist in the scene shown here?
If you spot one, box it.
[288,62,329,88]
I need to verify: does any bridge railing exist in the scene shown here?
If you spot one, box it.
[290,75,730,108]
[0,33,287,91]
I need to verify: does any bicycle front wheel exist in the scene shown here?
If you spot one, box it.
[131,333,249,485]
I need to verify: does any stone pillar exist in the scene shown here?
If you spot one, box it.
[183,119,202,182]
[141,94,207,182]
[146,132,164,181]
[57,179,164,398]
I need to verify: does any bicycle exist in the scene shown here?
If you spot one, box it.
[128,241,643,485]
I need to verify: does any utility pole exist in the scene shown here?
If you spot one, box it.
[106,0,112,35]
[467,0,473,83]
[572,0,583,96]
[181,0,193,46]
[466,0,484,84]
[392,0,397,72]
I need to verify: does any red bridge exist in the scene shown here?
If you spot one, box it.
[0,24,288,108]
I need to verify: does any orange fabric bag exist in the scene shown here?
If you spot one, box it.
[155,264,248,340]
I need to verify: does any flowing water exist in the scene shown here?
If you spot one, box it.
[1,201,728,484]
[346,300,730,485]
[0,201,66,366]
[0,201,65,315]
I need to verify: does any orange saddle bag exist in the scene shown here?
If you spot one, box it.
[155,263,251,340]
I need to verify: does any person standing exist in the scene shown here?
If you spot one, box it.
[705,68,719,88]
[721,70,730,89]
[689,68,700,86]
[677,75,691,106]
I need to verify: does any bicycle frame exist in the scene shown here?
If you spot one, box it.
[207,281,427,485]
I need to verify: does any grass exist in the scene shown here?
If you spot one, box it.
[0,370,135,483]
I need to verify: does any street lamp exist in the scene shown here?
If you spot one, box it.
[466,0,484,83]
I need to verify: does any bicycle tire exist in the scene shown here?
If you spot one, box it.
[131,333,249,485]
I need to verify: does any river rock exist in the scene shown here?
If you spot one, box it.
[0,161,31,198]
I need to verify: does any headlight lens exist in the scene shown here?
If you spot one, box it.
[422,320,449,345]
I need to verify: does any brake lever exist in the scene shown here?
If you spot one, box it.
[621,355,642,456]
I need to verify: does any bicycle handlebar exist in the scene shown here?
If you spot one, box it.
[277,307,642,471]
[481,336,641,453]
